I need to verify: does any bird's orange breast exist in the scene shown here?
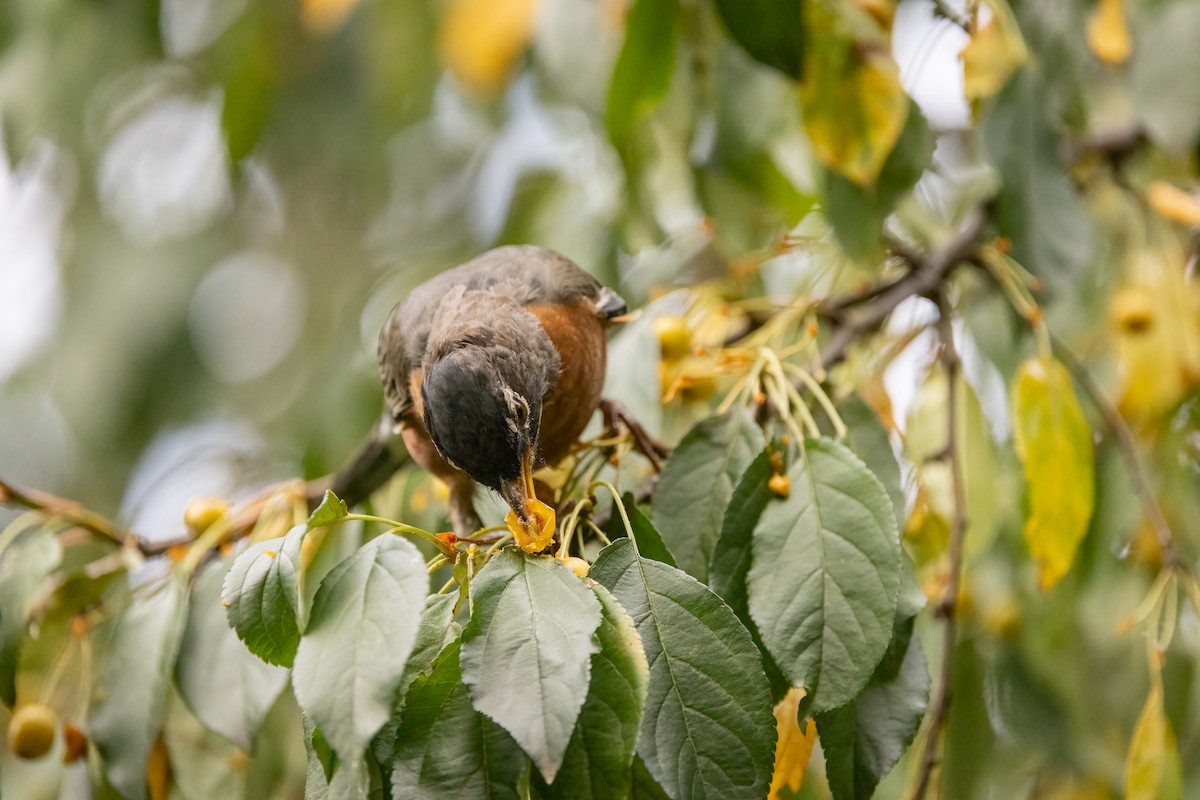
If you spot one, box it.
[527,301,606,465]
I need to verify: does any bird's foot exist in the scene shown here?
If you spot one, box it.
[599,398,672,472]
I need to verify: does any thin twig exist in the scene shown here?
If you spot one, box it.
[0,478,135,551]
[816,207,987,373]
[1051,335,1182,571]
[908,293,970,800]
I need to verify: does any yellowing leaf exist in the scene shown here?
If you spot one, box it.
[1124,681,1183,800]
[1112,247,1200,421]
[1088,0,1132,66]
[1012,356,1095,590]
[800,0,908,186]
[1146,181,1200,226]
[440,0,539,95]
[961,0,1028,101]
[769,688,817,799]
[300,0,361,34]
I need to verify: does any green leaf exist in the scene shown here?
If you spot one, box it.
[606,0,680,153]
[630,755,673,799]
[307,490,350,531]
[304,714,334,800]
[222,523,306,668]
[176,561,289,750]
[815,614,929,800]
[838,395,905,524]
[822,101,934,262]
[984,69,1093,282]
[749,437,901,713]
[540,584,649,800]
[292,535,428,773]
[653,410,765,583]
[1012,356,1095,589]
[90,578,189,800]
[713,0,805,79]
[391,641,526,799]
[373,593,461,766]
[622,493,677,567]
[163,692,249,800]
[0,527,61,706]
[1131,1,1200,155]
[710,450,793,703]
[591,538,776,799]
[460,550,602,783]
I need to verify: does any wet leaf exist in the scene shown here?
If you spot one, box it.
[961,0,1028,101]
[749,438,901,713]
[1012,356,1095,589]
[222,523,306,668]
[540,584,648,800]
[90,578,189,800]
[769,688,817,800]
[460,550,602,783]
[1087,0,1131,66]
[176,561,289,749]
[652,409,765,583]
[391,641,526,799]
[292,535,427,775]
[591,538,776,799]
[800,0,908,186]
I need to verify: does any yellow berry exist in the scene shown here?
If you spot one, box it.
[768,473,791,498]
[183,497,230,532]
[506,499,557,554]
[653,316,692,360]
[1111,286,1155,335]
[563,556,590,578]
[680,374,718,402]
[8,703,57,760]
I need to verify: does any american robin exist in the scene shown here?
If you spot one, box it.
[375,245,625,549]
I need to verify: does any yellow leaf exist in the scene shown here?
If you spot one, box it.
[300,0,362,34]
[1012,356,1095,589]
[800,0,908,186]
[1146,181,1200,227]
[769,688,817,799]
[960,0,1028,101]
[1124,681,1183,800]
[1087,0,1132,66]
[1112,247,1200,421]
[440,0,540,95]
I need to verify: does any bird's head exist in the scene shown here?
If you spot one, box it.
[419,297,559,538]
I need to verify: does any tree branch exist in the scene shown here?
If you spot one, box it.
[0,478,136,551]
[816,207,987,373]
[908,292,970,800]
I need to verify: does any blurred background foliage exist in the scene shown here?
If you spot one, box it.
[3,0,1200,797]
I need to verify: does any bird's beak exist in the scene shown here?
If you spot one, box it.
[500,444,538,528]
[501,444,556,553]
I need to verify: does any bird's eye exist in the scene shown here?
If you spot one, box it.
[513,398,529,426]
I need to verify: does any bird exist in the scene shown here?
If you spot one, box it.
[375,245,626,550]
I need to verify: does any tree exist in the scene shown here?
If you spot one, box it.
[1,0,1199,798]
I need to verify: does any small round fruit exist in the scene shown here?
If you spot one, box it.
[680,374,718,402]
[8,703,57,760]
[563,556,590,578]
[653,315,692,360]
[183,497,230,532]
